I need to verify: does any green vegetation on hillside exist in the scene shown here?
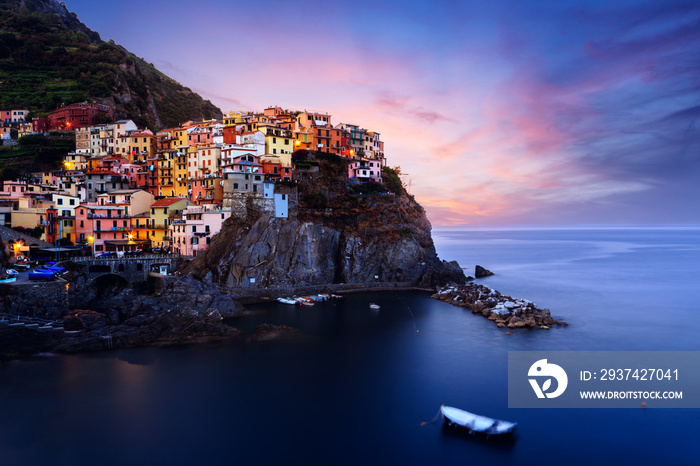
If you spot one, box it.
[0,132,73,179]
[0,0,222,129]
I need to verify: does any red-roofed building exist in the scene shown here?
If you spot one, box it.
[47,102,113,130]
[133,197,190,250]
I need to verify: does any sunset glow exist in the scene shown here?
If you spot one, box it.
[64,0,700,225]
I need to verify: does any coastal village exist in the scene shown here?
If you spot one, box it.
[0,103,386,258]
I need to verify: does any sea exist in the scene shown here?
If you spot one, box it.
[1,227,699,465]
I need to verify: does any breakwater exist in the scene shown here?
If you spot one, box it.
[432,282,567,330]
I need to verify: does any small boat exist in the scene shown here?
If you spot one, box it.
[440,404,516,436]
[369,303,380,310]
[295,297,314,306]
[29,270,56,281]
[330,294,344,299]
[308,294,328,302]
[0,275,16,283]
[277,297,299,305]
[43,265,67,274]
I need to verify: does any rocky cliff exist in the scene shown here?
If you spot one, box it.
[186,154,466,293]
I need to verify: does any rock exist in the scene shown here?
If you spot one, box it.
[63,309,109,330]
[248,324,296,342]
[432,282,565,334]
[475,265,494,278]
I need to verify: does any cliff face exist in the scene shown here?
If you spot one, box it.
[187,160,466,291]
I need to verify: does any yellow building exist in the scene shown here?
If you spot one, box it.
[158,151,176,197]
[260,126,293,161]
[174,127,189,149]
[63,152,90,171]
[148,197,190,249]
[173,147,189,198]
[128,131,156,163]
[294,130,314,151]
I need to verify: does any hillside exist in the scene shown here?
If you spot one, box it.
[0,132,74,178]
[0,0,222,129]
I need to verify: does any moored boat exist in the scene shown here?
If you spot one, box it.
[295,297,314,306]
[369,303,380,310]
[277,297,299,305]
[440,404,516,436]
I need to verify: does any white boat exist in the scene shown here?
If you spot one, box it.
[295,297,314,306]
[440,404,516,435]
[277,297,299,305]
[0,270,17,283]
[369,303,380,310]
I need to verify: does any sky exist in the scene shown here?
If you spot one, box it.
[63,0,700,226]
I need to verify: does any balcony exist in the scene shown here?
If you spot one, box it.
[87,213,129,219]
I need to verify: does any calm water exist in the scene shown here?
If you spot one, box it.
[1,227,699,465]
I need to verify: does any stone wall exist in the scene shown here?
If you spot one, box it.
[0,280,70,319]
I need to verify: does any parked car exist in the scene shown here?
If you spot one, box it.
[98,251,117,258]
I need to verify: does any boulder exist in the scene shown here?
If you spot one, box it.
[475,265,494,278]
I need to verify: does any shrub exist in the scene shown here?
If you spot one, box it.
[382,166,404,195]
[348,181,389,195]
[303,192,328,209]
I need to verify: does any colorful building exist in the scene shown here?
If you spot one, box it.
[47,102,113,130]
[171,205,232,257]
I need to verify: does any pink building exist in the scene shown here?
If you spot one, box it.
[171,205,232,257]
[0,180,28,198]
[75,204,130,253]
[348,157,382,183]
